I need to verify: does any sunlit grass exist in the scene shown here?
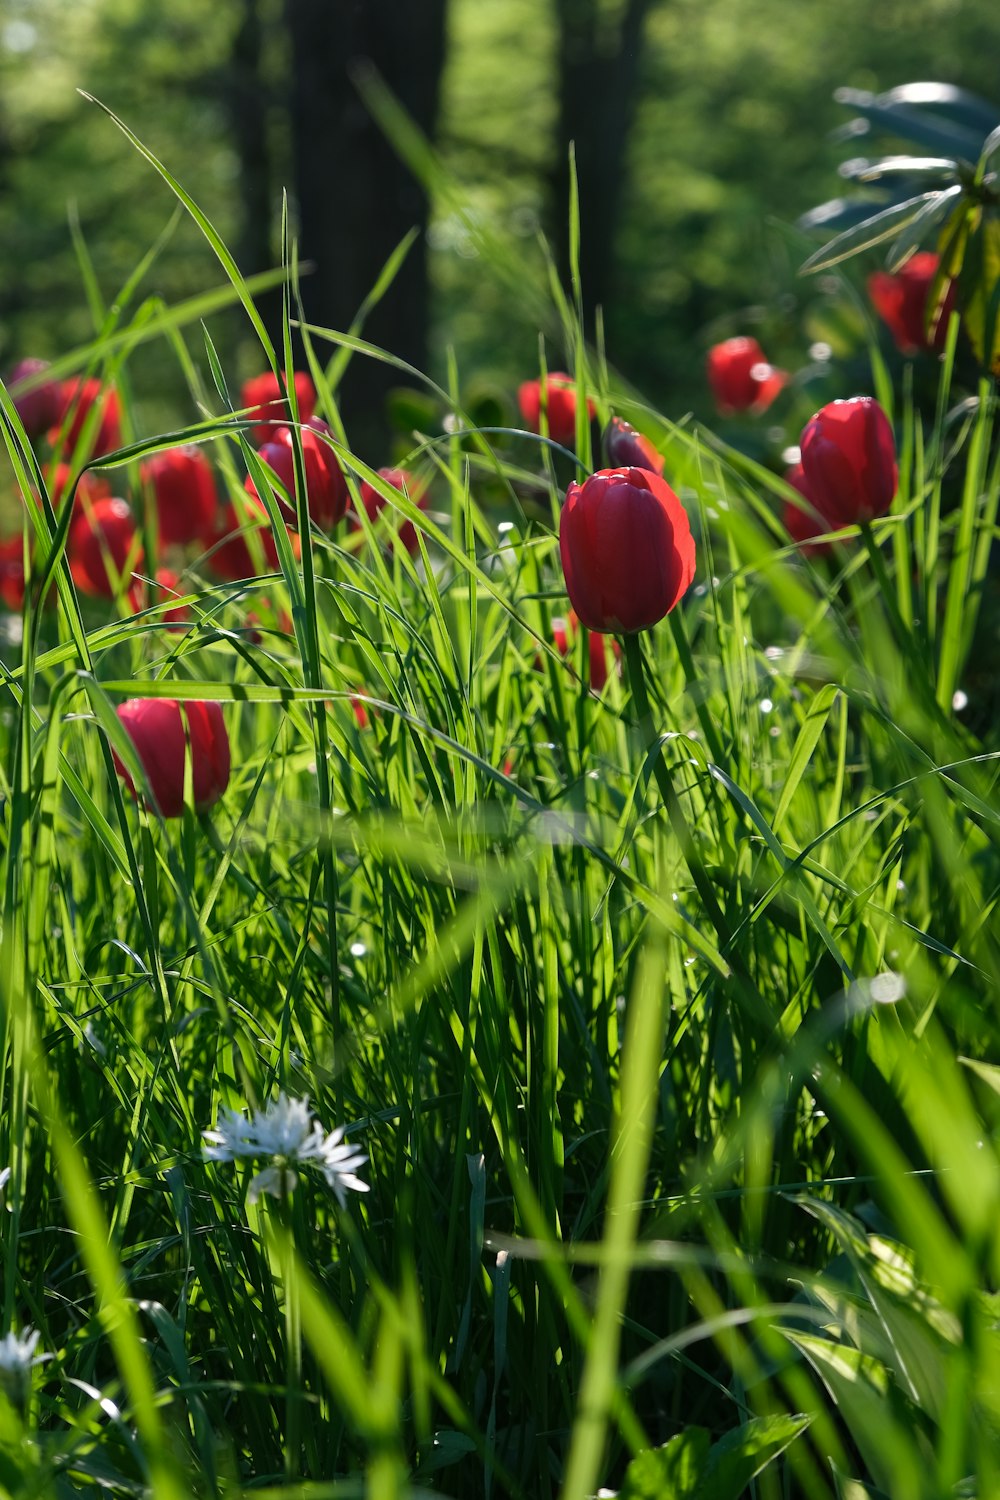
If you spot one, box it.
[0,102,998,1500]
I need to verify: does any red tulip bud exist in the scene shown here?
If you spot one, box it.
[113,698,230,818]
[205,500,297,581]
[143,447,218,547]
[241,370,317,445]
[799,398,897,529]
[551,611,622,690]
[868,252,955,355]
[69,497,140,597]
[248,423,347,530]
[0,536,27,611]
[518,372,596,448]
[782,464,830,555]
[8,358,63,439]
[604,417,664,475]
[559,467,696,634]
[54,378,122,458]
[356,468,428,554]
[706,338,786,415]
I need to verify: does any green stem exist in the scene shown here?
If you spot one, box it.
[621,632,772,1038]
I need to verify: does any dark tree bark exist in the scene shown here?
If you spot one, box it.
[284,0,449,456]
[552,0,652,330]
[226,0,283,347]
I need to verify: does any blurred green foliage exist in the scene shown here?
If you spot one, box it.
[2,0,999,424]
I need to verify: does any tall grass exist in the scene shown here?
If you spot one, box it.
[0,103,999,1500]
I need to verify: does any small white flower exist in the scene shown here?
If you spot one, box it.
[315,1125,371,1208]
[0,1327,40,1374]
[0,1167,11,1201]
[0,1326,45,1401]
[202,1092,369,1208]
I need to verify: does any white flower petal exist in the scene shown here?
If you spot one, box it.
[248,1165,298,1204]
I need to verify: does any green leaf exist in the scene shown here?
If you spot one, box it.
[884,185,963,271]
[773,684,840,833]
[832,1463,892,1499]
[875,82,1000,137]
[800,193,942,274]
[618,1427,711,1499]
[798,197,895,236]
[784,1331,933,1496]
[834,87,989,162]
[698,1414,813,1498]
[839,156,959,184]
[617,1416,811,1500]
[960,207,1000,374]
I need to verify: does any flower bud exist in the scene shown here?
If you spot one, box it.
[799,398,897,529]
[8,358,62,439]
[69,497,140,597]
[241,370,317,445]
[114,698,230,818]
[604,417,664,475]
[248,423,347,530]
[143,447,218,547]
[518,372,595,448]
[868,252,955,355]
[558,466,696,634]
[706,337,785,415]
[356,468,428,555]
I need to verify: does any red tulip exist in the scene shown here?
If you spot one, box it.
[241,370,317,445]
[69,497,140,597]
[142,447,217,547]
[604,417,664,475]
[204,500,298,581]
[0,536,27,611]
[113,698,230,818]
[706,337,786,415]
[868,252,955,355]
[518,372,595,448]
[782,464,831,555]
[356,468,428,554]
[552,611,621,690]
[798,398,898,529]
[247,421,347,530]
[8,358,62,439]
[54,378,122,458]
[559,467,696,634]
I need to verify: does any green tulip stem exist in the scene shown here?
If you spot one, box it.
[622,630,770,1033]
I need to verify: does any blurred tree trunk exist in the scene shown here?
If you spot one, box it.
[552,0,652,329]
[284,0,449,455]
[227,0,282,347]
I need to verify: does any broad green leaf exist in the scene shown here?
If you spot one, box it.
[699,1414,813,1498]
[885,185,963,272]
[834,87,988,162]
[618,1427,711,1499]
[784,1330,934,1496]
[800,193,942,274]
[617,1416,811,1500]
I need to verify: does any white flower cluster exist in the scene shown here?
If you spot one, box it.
[202,1092,369,1207]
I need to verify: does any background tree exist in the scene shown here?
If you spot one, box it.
[551,0,652,330]
[284,0,449,455]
